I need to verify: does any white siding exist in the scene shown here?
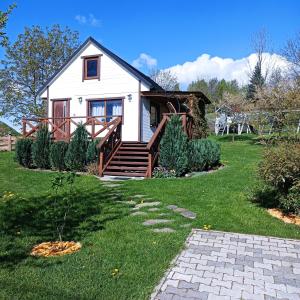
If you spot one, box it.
[141,97,155,142]
[41,42,151,141]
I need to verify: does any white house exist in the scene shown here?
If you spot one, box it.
[23,37,210,177]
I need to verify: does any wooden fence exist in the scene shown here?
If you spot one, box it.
[0,135,17,151]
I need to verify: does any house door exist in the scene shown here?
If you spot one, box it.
[52,99,70,140]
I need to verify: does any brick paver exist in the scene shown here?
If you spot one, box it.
[151,229,300,300]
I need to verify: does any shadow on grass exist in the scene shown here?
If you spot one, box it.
[0,188,128,268]
[249,184,280,209]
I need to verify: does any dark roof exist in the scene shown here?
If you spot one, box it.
[37,37,164,96]
[141,91,211,104]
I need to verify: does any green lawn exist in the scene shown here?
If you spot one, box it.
[0,136,299,300]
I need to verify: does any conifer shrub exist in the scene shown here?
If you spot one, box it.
[50,141,69,171]
[32,125,51,169]
[65,124,89,171]
[15,138,33,168]
[159,115,189,177]
[86,139,100,164]
[188,139,221,171]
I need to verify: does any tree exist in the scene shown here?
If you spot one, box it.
[0,25,79,123]
[150,69,179,90]
[283,32,300,79]
[246,62,265,100]
[0,3,16,47]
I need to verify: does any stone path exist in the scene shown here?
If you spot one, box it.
[152,229,300,300]
[167,205,197,220]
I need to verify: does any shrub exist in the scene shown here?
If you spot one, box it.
[65,124,89,171]
[86,162,99,175]
[86,139,100,164]
[259,143,300,194]
[152,166,176,178]
[50,141,69,171]
[159,115,189,177]
[15,138,33,168]
[32,125,51,169]
[279,187,300,215]
[188,139,221,171]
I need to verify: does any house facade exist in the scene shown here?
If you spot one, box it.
[37,37,168,142]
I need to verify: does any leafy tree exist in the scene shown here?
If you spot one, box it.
[0,3,16,47]
[0,25,79,123]
[159,115,189,176]
[283,31,300,79]
[32,125,51,169]
[150,69,179,90]
[246,62,265,100]
[65,125,89,171]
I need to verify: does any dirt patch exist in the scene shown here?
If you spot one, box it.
[267,208,300,226]
[31,241,82,257]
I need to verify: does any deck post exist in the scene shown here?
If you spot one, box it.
[147,153,152,178]
[98,152,104,177]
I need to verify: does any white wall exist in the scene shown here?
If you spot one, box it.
[141,97,155,142]
[41,42,151,141]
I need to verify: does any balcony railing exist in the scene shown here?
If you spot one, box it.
[22,116,121,141]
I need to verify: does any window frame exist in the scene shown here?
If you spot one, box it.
[82,55,102,81]
[86,97,124,124]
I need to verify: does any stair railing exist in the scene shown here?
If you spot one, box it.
[97,116,122,176]
[146,112,192,178]
[146,114,169,178]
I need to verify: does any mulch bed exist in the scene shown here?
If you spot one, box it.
[30,241,82,257]
[267,208,300,226]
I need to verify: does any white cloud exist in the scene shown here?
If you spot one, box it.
[75,14,101,27]
[166,53,289,88]
[132,53,157,69]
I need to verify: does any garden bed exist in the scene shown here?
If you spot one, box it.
[31,241,82,257]
[267,208,300,226]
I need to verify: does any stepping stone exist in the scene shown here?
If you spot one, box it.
[148,208,160,212]
[131,195,147,198]
[103,183,122,188]
[143,219,173,226]
[180,210,197,219]
[167,205,178,210]
[132,201,161,210]
[158,213,170,216]
[131,211,147,216]
[152,228,175,233]
[117,200,136,205]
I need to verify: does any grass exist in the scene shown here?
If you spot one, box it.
[0,136,299,299]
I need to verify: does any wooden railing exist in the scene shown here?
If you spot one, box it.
[146,112,192,177]
[98,116,122,176]
[22,116,119,141]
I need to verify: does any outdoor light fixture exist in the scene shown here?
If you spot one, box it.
[78,97,83,104]
[127,94,132,102]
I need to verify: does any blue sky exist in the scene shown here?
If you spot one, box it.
[1,0,300,129]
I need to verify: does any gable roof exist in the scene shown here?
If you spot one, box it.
[37,37,164,97]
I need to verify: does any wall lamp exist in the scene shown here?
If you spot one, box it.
[78,97,83,104]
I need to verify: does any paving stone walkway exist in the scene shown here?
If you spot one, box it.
[152,229,300,300]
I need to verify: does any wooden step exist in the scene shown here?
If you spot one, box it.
[106,166,147,171]
[103,171,146,177]
[113,156,148,160]
[119,146,147,150]
[110,161,148,165]
[116,151,148,155]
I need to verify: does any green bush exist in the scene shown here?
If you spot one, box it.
[65,124,89,171]
[15,138,33,168]
[259,143,300,194]
[279,187,300,215]
[32,125,51,169]
[188,139,221,171]
[86,139,100,164]
[159,115,189,177]
[50,141,69,171]
[152,166,176,178]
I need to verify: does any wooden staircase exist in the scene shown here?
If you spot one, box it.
[103,142,149,177]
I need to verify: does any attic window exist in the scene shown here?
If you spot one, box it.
[82,55,101,80]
